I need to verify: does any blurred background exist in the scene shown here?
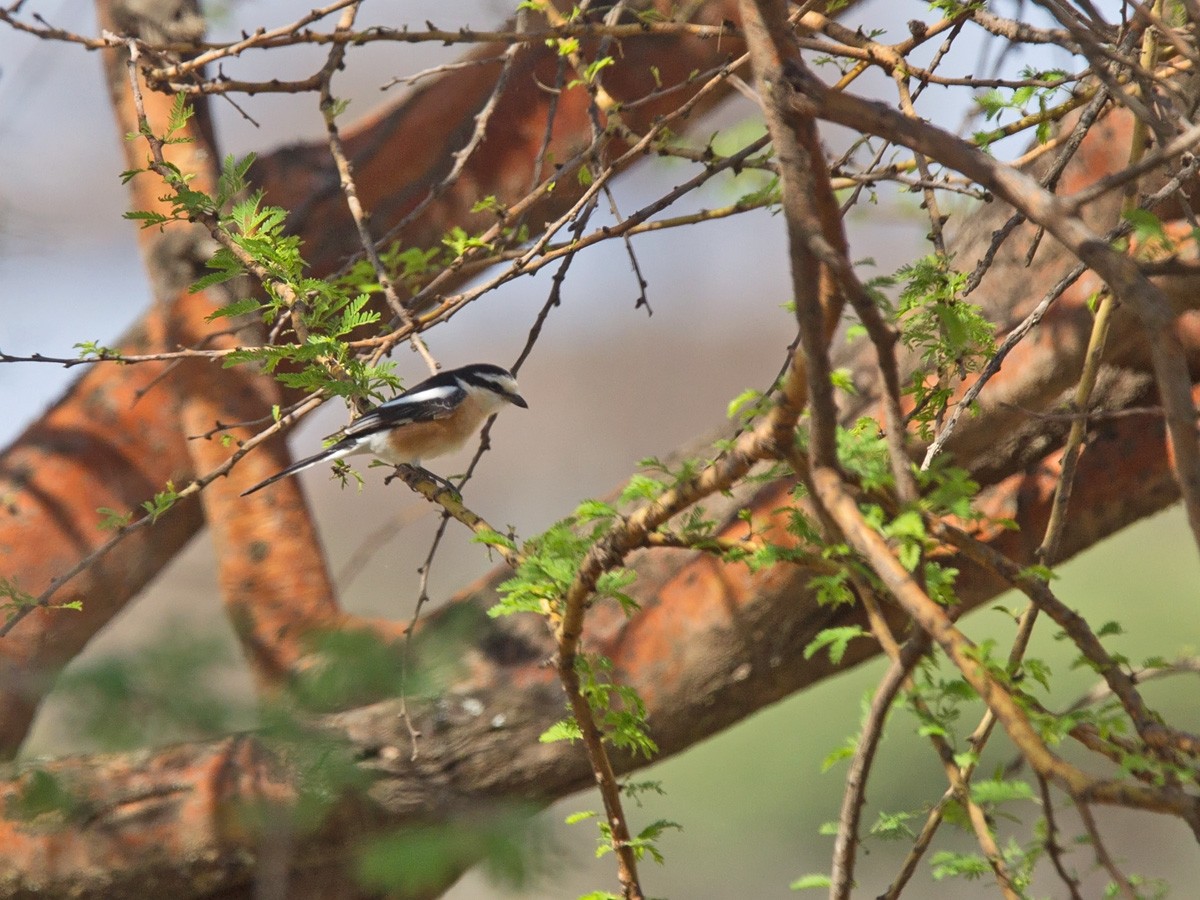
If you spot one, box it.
[1,1,1197,896]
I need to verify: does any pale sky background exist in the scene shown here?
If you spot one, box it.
[2,2,1198,898]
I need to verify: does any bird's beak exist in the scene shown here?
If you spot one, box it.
[510,392,529,409]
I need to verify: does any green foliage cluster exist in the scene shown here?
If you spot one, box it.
[123,97,398,405]
[0,575,80,619]
[974,67,1070,149]
[892,254,995,436]
[196,183,397,400]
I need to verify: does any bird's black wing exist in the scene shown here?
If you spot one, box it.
[338,380,466,438]
[240,372,467,496]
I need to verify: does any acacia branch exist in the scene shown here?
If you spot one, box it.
[811,464,1199,821]
[784,57,1200,560]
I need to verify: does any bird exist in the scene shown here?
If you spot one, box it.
[240,363,527,497]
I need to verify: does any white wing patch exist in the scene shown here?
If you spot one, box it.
[383,383,460,408]
[341,381,463,438]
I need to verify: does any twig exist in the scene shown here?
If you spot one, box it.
[1038,774,1085,899]
[1077,801,1139,899]
[392,413,513,759]
[937,522,1200,759]
[0,346,243,366]
[367,6,531,266]
[830,632,930,899]
[315,2,438,377]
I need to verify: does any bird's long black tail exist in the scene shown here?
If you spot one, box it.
[239,445,348,496]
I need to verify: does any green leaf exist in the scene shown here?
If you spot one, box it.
[203,296,262,319]
[470,195,504,214]
[631,818,681,864]
[620,473,666,503]
[969,777,1035,806]
[620,780,666,805]
[930,850,991,881]
[473,528,516,552]
[885,509,925,541]
[97,507,133,532]
[820,736,857,772]
[124,209,172,228]
[726,388,764,420]
[870,809,917,841]
[216,152,256,204]
[547,36,580,56]
[896,541,922,572]
[803,626,868,665]
[791,873,833,890]
[539,719,582,744]
[923,561,959,606]
[1015,563,1055,584]
[74,340,119,360]
[166,92,194,136]
[575,499,617,522]
[808,571,854,607]
[1096,620,1124,637]
[830,367,857,394]
[1124,207,1169,245]
[141,481,180,524]
[582,55,615,84]
[0,576,36,611]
